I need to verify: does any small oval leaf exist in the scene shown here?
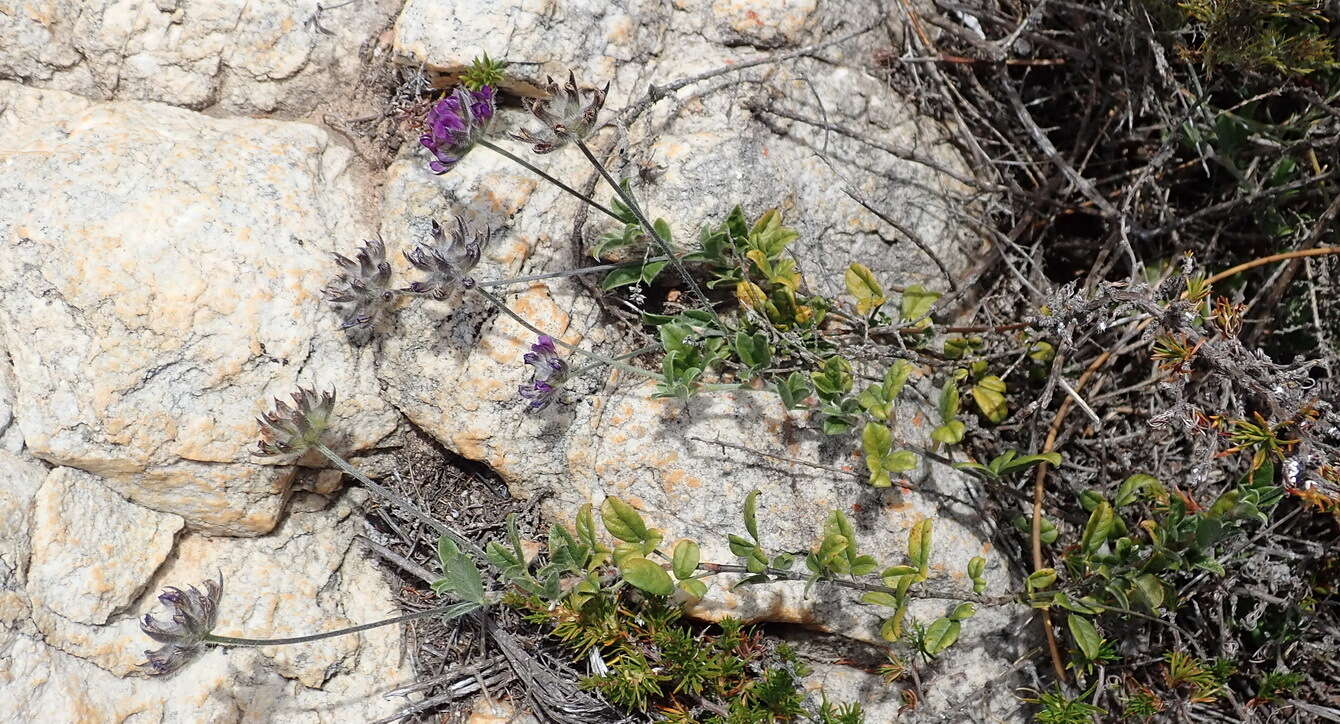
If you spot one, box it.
[619,556,675,596]
[671,540,701,580]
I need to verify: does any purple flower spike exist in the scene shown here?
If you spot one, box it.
[519,335,569,411]
[420,85,497,175]
[139,577,223,676]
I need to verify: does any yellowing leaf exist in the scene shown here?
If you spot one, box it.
[735,280,768,311]
[971,375,1008,424]
[844,262,886,315]
[901,285,941,324]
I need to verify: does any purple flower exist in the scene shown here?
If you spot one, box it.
[255,388,336,457]
[420,85,496,174]
[323,239,394,345]
[403,217,484,299]
[511,72,608,154]
[519,335,569,410]
[140,577,222,676]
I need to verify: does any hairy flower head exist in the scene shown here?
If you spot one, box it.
[139,577,222,676]
[324,239,394,345]
[420,85,496,174]
[403,217,485,299]
[256,388,336,456]
[518,335,569,410]
[511,72,608,153]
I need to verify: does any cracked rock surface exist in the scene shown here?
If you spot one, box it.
[0,0,402,115]
[376,0,1025,720]
[0,0,1026,721]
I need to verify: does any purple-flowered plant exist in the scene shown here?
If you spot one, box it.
[519,335,569,410]
[323,239,394,345]
[511,72,608,154]
[403,217,484,299]
[256,388,336,456]
[420,85,496,174]
[140,577,222,676]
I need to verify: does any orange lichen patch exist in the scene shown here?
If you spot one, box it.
[911,412,925,427]
[662,468,703,491]
[451,432,488,461]
[494,236,532,266]
[605,14,636,43]
[480,174,538,215]
[980,542,993,554]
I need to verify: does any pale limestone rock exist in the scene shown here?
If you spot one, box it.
[1,490,413,722]
[0,451,48,629]
[0,0,401,114]
[709,0,821,48]
[28,466,183,626]
[379,0,1019,718]
[0,81,399,535]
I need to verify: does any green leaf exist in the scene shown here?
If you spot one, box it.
[671,540,700,580]
[844,262,886,316]
[600,264,648,290]
[970,375,1008,424]
[1067,614,1102,661]
[885,450,918,473]
[922,618,961,655]
[435,536,485,604]
[601,497,649,543]
[1080,502,1115,555]
[900,285,941,324]
[949,602,976,621]
[930,420,965,446]
[743,489,761,543]
[679,579,708,598]
[1011,514,1059,544]
[810,356,853,400]
[1116,473,1159,507]
[1133,573,1166,612]
[652,217,672,244]
[733,332,771,371]
[640,259,669,285]
[861,591,900,608]
[996,451,1062,478]
[619,556,675,596]
[1027,568,1057,591]
[968,556,987,594]
[881,565,918,580]
[908,519,933,580]
[485,541,524,580]
[884,359,912,396]
[937,379,960,422]
[576,504,599,549]
[862,422,893,487]
[728,534,757,558]
[775,372,811,410]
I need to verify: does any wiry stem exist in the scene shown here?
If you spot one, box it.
[471,286,665,382]
[574,139,719,320]
[478,139,621,221]
[313,442,485,559]
[204,602,477,647]
[477,256,676,288]
[697,562,1019,606]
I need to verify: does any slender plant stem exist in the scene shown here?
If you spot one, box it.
[471,286,665,382]
[478,139,621,221]
[574,139,718,319]
[697,562,1019,607]
[478,256,675,288]
[313,442,485,559]
[568,344,660,378]
[204,604,472,647]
